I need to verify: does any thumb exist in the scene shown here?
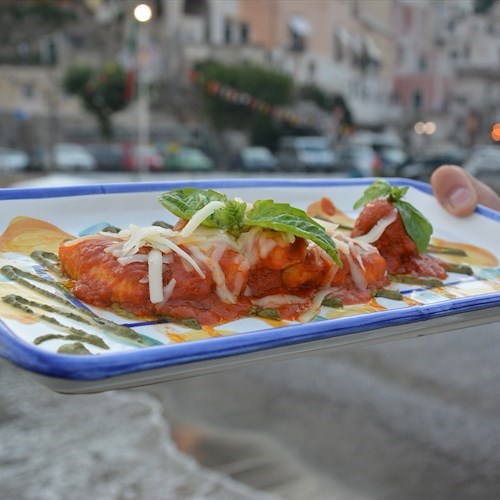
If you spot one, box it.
[430,165,500,216]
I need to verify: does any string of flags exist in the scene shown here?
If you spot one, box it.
[188,69,321,130]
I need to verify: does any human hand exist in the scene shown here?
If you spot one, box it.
[430,165,500,216]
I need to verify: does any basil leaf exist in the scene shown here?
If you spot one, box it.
[353,180,411,209]
[393,199,433,254]
[245,200,342,266]
[158,189,341,266]
[157,188,227,228]
[213,199,247,238]
[353,180,392,209]
[388,185,409,202]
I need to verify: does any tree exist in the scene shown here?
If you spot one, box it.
[475,0,498,13]
[63,62,131,139]
[299,83,354,129]
[195,60,294,150]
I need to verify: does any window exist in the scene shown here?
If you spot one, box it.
[223,19,250,45]
[464,43,471,59]
[418,55,428,72]
[224,18,232,44]
[334,35,343,61]
[184,0,207,16]
[290,32,307,52]
[308,60,316,80]
[240,23,249,45]
[334,27,350,62]
[288,15,310,53]
[412,89,423,111]
[22,83,34,100]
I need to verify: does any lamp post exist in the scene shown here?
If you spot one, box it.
[133,3,152,177]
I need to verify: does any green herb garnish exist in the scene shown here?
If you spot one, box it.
[58,342,93,355]
[388,274,444,288]
[321,296,343,308]
[353,180,433,254]
[249,305,281,320]
[157,188,341,266]
[157,188,227,229]
[371,288,404,301]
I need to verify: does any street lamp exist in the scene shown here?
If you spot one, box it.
[134,3,152,23]
[133,3,152,176]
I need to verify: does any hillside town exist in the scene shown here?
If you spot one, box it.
[0,0,499,184]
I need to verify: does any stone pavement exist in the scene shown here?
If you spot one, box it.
[0,360,276,500]
[3,321,500,499]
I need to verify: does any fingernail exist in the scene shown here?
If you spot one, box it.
[448,187,473,209]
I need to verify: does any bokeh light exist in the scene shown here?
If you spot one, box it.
[414,121,437,135]
[133,3,152,23]
[491,123,500,142]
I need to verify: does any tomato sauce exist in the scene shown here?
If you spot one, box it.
[58,225,390,327]
[351,199,447,279]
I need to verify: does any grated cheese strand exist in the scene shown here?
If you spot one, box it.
[251,294,306,308]
[299,286,340,322]
[163,278,176,302]
[148,249,164,303]
[356,209,398,244]
[180,201,226,238]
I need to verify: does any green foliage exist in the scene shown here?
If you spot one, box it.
[0,1,77,24]
[299,83,331,110]
[63,62,130,139]
[474,0,498,13]
[299,83,353,128]
[196,60,295,149]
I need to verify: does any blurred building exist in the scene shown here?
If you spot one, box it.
[391,0,500,150]
[149,0,401,130]
[0,0,499,152]
[449,1,500,147]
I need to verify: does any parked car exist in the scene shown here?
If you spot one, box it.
[345,131,407,176]
[164,147,214,171]
[85,143,164,172]
[29,143,97,171]
[397,145,466,181]
[84,143,133,172]
[232,146,277,172]
[463,145,500,185]
[276,136,337,172]
[0,147,29,172]
[128,145,164,172]
[376,147,408,177]
[335,144,383,177]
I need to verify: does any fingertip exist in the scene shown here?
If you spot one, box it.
[430,165,477,217]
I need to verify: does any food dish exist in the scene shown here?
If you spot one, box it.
[0,178,498,394]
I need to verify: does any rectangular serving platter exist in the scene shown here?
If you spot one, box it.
[0,177,498,394]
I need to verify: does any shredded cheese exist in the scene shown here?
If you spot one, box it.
[179,201,226,237]
[313,218,339,233]
[163,278,176,302]
[148,249,164,303]
[188,244,237,304]
[345,249,368,290]
[356,209,398,244]
[117,254,148,266]
[299,287,340,322]
[105,224,205,279]
[251,294,306,308]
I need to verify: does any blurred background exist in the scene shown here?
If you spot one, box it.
[0,0,499,191]
[1,2,500,500]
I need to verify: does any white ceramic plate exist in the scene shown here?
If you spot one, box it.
[0,178,499,394]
